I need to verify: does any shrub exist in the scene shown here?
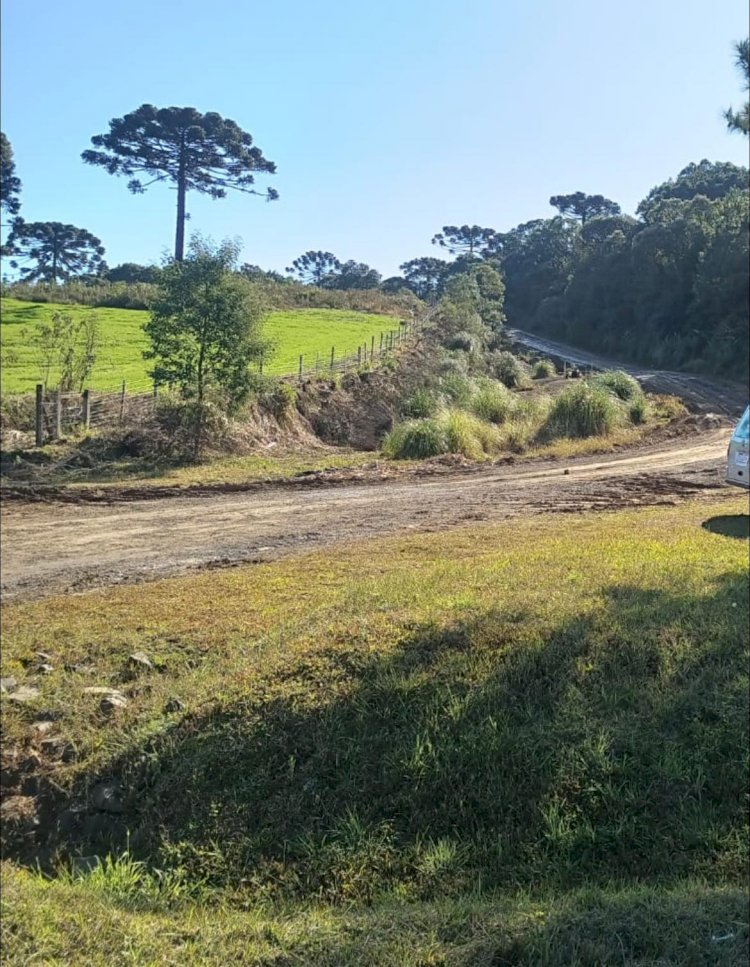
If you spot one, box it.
[532,358,556,379]
[382,419,449,459]
[491,351,527,388]
[628,397,649,424]
[151,394,231,460]
[443,409,489,460]
[543,384,621,439]
[446,331,477,352]
[470,381,514,424]
[260,381,297,423]
[438,373,476,407]
[400,388,441,419]
[590,370,643,402]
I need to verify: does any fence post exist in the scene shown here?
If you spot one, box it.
[371,336,375,359]
[330,346,335,371]
[82,389,91,430]
[35,384,44,446]
[53,391,62,440]
[379,333,383,352]
[152,381,158,400]
[357,346,362,366]
[119,380,126,422]
[299,355,303,380]
[259,355,263,375]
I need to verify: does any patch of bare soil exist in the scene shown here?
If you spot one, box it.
[0,429,737,603]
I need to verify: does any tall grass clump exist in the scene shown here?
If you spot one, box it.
[443,409,496,460]
[399,388,442,420]
[532,358,556,379]
[543,383,621,439]
[382,419,449,459]
[438,372,476,407]
[470,381,514,424]
[491,351,527,388]
[590,370,643,402]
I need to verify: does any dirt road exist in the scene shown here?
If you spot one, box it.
[1,429,739,602]
[508,328,747,417]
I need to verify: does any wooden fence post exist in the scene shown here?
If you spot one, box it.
[379,333,384,352]
[35,384,44,446]
[371,335,375,359]
[357,346,362,366]
[119,381,126,422]
[330,346,335,371]
[54,391,62,440]
[299,355,303,380]
[152,382,158,400]
[82,389,91,430]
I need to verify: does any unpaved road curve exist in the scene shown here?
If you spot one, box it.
[1,429,740,602]
[508,328,747,417]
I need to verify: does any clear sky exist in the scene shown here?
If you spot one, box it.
[1,0,748,278]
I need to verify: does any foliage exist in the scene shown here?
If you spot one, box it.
[446,331,476,352]
[382,417,449,458]
[259,380,297,423]
[286,251,341,285]
[398,257,449,301]
[7,222,106,283]
[437,371,475,406]
[549,192,621,223]
[469,380,514,423]
[323,261,382,290]
[490,350,526,388]
[724,38,749,135]
[145,238,267,420]
[543,383,621,438]
[589,369,643,402]
[430,224,501,258]
[106,263,161,284]
[532,358,556,378]
[21,310,100,392]
[82,104,277,260]
[398,387,441,419]
[0,131,21,218]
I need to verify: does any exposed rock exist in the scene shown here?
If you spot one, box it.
[128,652,153,672]
[7,686,40,704]
[33,720,56,735]
[100,693,128,715]
[91,781,124,814]
[40,736,75,762]
[36,663,54,675]
[163,697,185,713]
[0,795,39,836]
[0,678,17,694]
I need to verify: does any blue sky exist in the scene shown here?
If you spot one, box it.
[1,0,748,278]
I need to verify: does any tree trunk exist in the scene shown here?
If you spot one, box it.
[175,140,187,262]
[175,175,186,262]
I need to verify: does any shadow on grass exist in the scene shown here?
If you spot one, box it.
[702,514,750,540]
[18,572,749,908]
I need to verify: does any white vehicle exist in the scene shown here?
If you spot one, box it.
[726,405,750,489]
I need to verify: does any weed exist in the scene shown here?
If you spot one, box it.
[532,358,556,379]
[543,383,621,438]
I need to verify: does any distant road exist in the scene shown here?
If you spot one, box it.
[507,328,747,418]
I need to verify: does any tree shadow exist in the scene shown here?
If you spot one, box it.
[20,571,749,906]
[702,514,750,539]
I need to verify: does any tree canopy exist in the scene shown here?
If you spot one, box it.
[322,260,382,290]
[724,38,749,135]
[549,192,621,224]
[399,257,450,301]
[7,221,107,283]
[431,225,501,258]
[82,105,277,261]
[105,262,161,283]
[0,132,22,218]
[285,251,341,285]
[636,160,748,220]
[145,238,267,410]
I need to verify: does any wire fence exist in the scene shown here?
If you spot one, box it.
[22,318,422,445]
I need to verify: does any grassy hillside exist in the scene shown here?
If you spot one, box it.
[0,299,400,394]
[2,496,748,964]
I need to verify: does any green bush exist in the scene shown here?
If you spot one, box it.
[400,388,441,419]
[543,384,621,439]
[382,419,450,459]
[443,409,491,460]
[590,370,643,402]
[260,381,298,423]
[470,381,514,424]
[628,397,649,424]
[491,351,527,388]
[532,358,556,379]
[438,373,476,407]
[446,331,477,352]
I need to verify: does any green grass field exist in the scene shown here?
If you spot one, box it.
[0,299,400,394]
[2,496,748,964]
